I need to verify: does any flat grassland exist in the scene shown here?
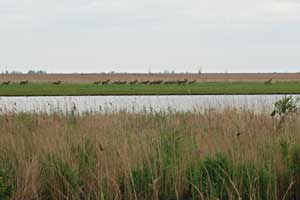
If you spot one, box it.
[1,73,300,83]
[0,82,299,96]
[0,110,300,199]
[0,73,300,95]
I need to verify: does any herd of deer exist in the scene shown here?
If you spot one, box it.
[2,80,29,85]
[93,79,197,85]
[0,78,275,85]
[1,80,60,85]
[0,79,197,86]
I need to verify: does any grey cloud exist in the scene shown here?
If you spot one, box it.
[0,0,299,73]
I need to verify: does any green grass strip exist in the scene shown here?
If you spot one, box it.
[0,82,299,96]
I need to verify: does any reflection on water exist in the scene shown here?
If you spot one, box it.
[0,95,297,113]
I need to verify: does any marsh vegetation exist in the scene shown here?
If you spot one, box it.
[1,100,300,199]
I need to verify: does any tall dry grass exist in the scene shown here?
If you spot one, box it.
[0,110,300,199]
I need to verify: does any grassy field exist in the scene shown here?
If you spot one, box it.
[0,109,300,199]
[1,73,300,83]
[0,82,300,96]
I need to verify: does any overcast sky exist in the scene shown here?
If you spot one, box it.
[0,0,300,73]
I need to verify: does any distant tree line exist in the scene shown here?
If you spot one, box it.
[27,70,47,74]
[1,70,47,75]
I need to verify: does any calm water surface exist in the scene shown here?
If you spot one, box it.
[0,95,297,113]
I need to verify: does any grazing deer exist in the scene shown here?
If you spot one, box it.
[93,80,101,85]
[113,81,121,85]
[119,81,127,85]
[20,80,29,85]
[264,78,273,85]
[130,80,138,85]
[101,79,110,85]
[188,80,196,84]
[178,79,188,85]
[164,80,176,84]
[53,80,62,85]
[150,80,163,85]
[140,80,150,85]
[2,80,11,85]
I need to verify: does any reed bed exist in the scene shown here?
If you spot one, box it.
[0,109,300,199]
